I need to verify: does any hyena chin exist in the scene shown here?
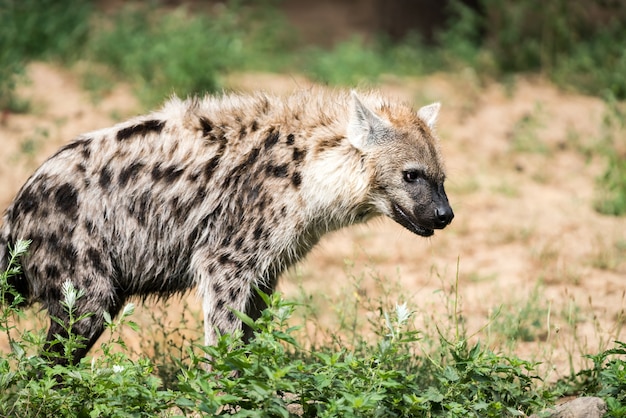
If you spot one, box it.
[0,88,453,364]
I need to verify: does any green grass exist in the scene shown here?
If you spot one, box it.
[86,5,241,107]
[2,0,626,103]
[2,241,626,416]
[508,103,548,154]
[593,97,626,216]
[0,0,92,111]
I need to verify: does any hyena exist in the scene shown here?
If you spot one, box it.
[0,89,453,364]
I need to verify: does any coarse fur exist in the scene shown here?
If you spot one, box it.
[0,88,453,364]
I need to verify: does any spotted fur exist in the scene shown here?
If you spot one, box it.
[0,88,453,364]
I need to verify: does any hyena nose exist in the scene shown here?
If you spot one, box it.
[434,205,454,228]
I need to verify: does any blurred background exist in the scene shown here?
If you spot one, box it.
[0,0,625,389]
[2,0,626,107]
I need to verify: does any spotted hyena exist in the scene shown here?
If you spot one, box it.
[0,89,453,364]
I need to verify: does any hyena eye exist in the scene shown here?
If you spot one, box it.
[403,170,421,183]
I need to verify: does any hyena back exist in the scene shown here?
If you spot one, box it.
[0,89,453,364]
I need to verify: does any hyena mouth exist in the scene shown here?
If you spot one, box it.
[391,203,434,237]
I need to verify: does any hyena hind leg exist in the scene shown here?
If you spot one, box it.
[42,290,125,366]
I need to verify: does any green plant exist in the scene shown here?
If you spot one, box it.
[557,341,626,418]
[87,6,235,107]
[304,37,390,86]
[174,286,555,417]
[509,103,548,154]
[86,1,298,107]
[438,0,626,99]
[0,0,92,110]
[0,241,175,417]
[594,97,626,216]
[488,284,549,343]
[7,244,626,416]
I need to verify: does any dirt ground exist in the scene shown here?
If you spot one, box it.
[1,63,624,381]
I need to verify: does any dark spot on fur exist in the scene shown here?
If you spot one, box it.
[229,287,240,302]
[54,183,78,218]
[84,277,93,288]
[187,225,200,248]
[187,170,200,182]
[190,187,207,209]
[199,117,213,137]
[207,264,216,275]
[128,191,151,225]
[76,163,87,173]
[257,195,267,212]
[86,248,107,274]
[253,225,264,241]
[204,155,221,181]
[227,311,237,323]
[81,144,92,160]
[47,232,59,251]
[45,264,60,280]
[84,219,95,236]
[219,254,230,264]
[15,187,39,215]
[281,205,287,216]
[286,134,295,145]
[316,136,343,154]
[163,165,185,183]
[264,129,280,150]
[250,120,259,132]
[238,126,247,139]
[293,147,306,163]
[60,243,77,261]
[234,237,245,250]
[217,299,225,311]
[49,137,93,159]
[292,171,302,188]
[271,164,289,178]
[221,236,232,247]
[245,147,260,166]
[49,286,62,303]
[119,162,145,188]
[99,167,112,190]
[117,119,165,141]
[151,164,164,181]
[135,191,151,226]
[213,282,223,295]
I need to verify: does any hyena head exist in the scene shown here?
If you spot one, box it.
[348,91,454,237]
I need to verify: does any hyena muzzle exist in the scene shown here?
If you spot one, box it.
[0,89,453,364]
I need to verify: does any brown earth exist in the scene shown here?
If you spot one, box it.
[1,63,624,381]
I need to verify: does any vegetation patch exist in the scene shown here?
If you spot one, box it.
[1,242,625,416]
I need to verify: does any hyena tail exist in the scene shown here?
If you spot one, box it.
[0,224,30,307]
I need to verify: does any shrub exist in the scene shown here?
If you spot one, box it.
[0,241,175,417]
[0,0,92,111]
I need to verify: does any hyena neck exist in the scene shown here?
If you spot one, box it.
[300,136,377,235]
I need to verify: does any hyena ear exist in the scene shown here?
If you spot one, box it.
[417,102,441,130]
[347,90,388,150]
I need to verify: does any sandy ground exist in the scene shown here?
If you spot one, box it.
[1,63,624,381]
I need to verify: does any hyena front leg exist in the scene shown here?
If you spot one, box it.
[201,272,279,348]
[200,273,255,348]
